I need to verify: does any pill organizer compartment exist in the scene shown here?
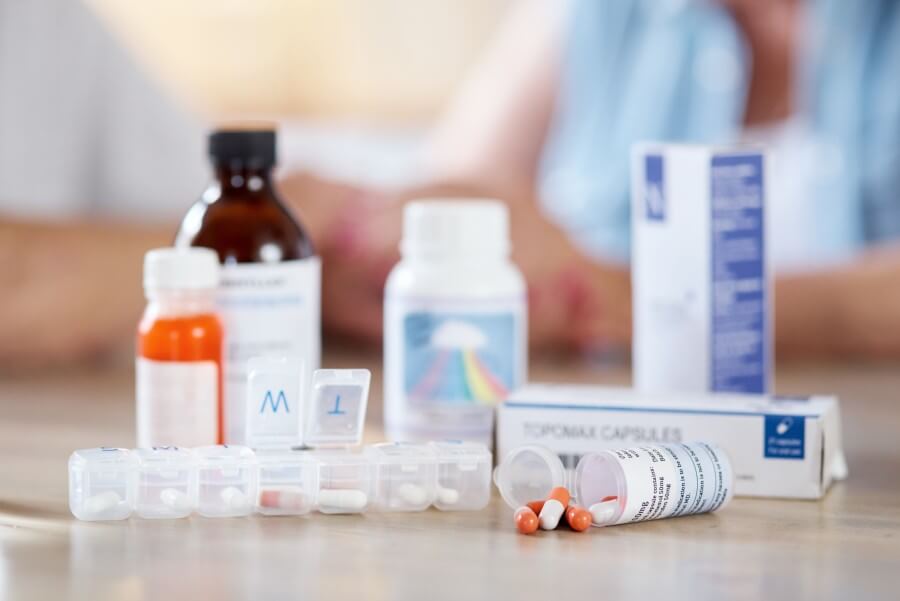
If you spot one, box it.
[134,446,195,519]
[194,445,257,517]
[68,448,137,521]
[429,441,492,511]
[313,450,373,514]
[256,449,318,516]
[367,442,437,512]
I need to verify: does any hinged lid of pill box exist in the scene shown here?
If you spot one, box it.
[304,369,371,448]
[430,440,492,464]
[245,356,307,449]
[256,448,318,467]
[69,447,137,471]
[134,446,194,467]
[365,442,437,465]
[194,445,256,467]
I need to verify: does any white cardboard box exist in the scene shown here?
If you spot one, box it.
[631,143,772,394]
[496,384,846,499]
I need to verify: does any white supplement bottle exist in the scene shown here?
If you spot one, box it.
[384,200,527,444]
[574,442,733,526]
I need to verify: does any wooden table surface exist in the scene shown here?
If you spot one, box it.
[2,347,900,600]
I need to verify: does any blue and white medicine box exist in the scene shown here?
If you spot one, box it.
[631,143,772,395]
[497,384,846,499]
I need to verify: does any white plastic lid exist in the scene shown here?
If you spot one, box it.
[492,445,567,509]
[400,200,510,259]
[244,357,306,449]
[143,247,219,291]
[304,369,370,447]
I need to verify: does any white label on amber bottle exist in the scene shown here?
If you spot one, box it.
[136,358,218,447]
[217,257,321,444]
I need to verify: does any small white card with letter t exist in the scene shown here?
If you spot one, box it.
[304,369,371,447]
[245,357,306,449]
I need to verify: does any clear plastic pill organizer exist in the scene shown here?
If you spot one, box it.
[68,442,492,521]
[69,366,492,521]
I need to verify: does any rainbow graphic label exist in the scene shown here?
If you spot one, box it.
[403,312,516,405]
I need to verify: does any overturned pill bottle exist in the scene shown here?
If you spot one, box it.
[384,200,527,445]
[574,442,733,526]
[495,442,733,527]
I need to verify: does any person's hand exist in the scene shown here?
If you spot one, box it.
[278,172,394,342]
[282,173,632,351]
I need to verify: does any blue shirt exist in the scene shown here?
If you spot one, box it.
[538,0,900,264]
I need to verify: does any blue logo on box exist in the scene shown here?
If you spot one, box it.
[645,155,665,221]
[764,414,805,459]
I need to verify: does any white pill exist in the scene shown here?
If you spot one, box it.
[84,490,123,515]
[589,499,618,526]
[220,486,249,510]
[538,498,565,530]
[397,483,428,506]
[317,488,368,512]
[160,488,191,512]
[437,486,460,505]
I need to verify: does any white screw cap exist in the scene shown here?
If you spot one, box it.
[143,247,219,291]
[401,200,510,259]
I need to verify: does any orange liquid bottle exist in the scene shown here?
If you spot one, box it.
[136,248,224,446]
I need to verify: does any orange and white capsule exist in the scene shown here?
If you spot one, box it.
[538,486,570,530]
[514,506,539,535]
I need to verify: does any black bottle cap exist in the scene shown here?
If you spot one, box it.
[208,129,276,168]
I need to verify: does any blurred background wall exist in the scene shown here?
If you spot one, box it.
[88,0,510,124]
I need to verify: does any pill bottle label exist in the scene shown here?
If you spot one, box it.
[612,443,731,525]
[136,358,218,447]
[218,257,321,444]
[385,295,526,439]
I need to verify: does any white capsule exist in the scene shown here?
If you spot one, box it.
[220,486,249,511]
[84,490,123,515]
[317,488,368,512]
[589,499,618,526]
[538,498,565,530]
[160,488,191,512]
[437,486,460,505]
[397,483,429,507]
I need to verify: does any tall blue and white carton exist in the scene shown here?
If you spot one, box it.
[631,143,772,394]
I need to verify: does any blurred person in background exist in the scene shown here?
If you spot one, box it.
[311,0,900,358]
[1,0,899,368]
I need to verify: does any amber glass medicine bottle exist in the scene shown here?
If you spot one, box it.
[176,128,320,444]
[137,247,223,447]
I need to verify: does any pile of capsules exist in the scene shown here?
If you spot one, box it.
[68,441,492,521]
[512,487,619,535]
